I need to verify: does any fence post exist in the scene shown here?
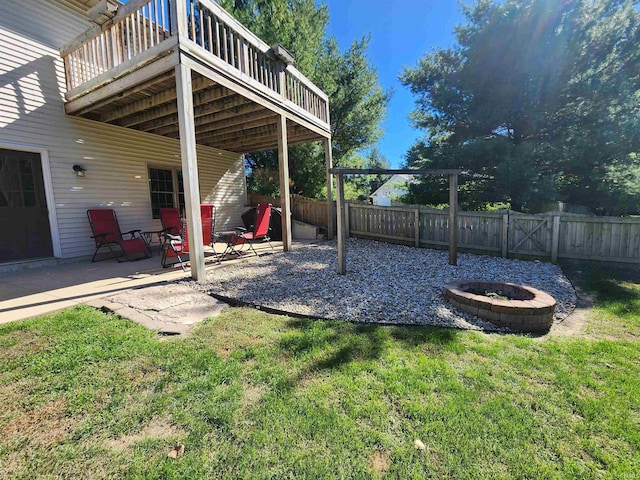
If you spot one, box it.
[414,208,420,247]
[324,138,335,239]
[345,201,350,238]
[448,174,458,266]
[336,174,346,274]
[502,213,509,258]
[551,215,560,263]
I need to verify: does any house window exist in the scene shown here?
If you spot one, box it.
[148,167,184,218]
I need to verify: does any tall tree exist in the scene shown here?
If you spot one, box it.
[401,0,640,214]
[220,0,389,198]
[316,37,389,162]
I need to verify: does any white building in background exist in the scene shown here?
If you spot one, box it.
[369,174,416,206]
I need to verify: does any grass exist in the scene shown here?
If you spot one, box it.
[1,267,639,479]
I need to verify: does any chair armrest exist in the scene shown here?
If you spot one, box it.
[165,233,182,242]
[235,226,248,232]
[122,229,142,239]
[162,226,180,236]
[90,232,110,242]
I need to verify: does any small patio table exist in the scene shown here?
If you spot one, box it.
[142,230,164,252]
[215,229,249,256]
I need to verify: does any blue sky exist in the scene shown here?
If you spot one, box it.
[321,0,465,167]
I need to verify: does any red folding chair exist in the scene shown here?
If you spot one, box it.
[87,209,152,262]
[223,203,274,257]
[161,204,219,270]
[159,207,182,238]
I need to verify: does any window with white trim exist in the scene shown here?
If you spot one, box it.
[148,167,184,219]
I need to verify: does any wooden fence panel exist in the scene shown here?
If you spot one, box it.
[291,195,329,227]
[245,193,640,264]
[508,213,553,258]
[417,209,503,252]
[458,211,504,252]
[418,209,448,246]
[247,192,280,208]
[349,204,415,242]
[558,216,640,263]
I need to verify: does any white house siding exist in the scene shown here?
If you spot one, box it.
[0,0,246,260]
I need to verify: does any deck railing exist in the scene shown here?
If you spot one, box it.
[186,0,280,93]
[61,0,329,127]
[186,0,329,124]
[62,0,173,91]
[284,66,328,123]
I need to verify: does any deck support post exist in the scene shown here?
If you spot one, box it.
[175,62,205,281]
[277,114,292,251]
[324,137,335,239]
[336,173,346,274]
[449,173,458,266]
[171,0,188,37]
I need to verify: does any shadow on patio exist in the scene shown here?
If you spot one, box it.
[0,241,282,324]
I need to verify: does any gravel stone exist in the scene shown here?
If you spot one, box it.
[187,238,577,333]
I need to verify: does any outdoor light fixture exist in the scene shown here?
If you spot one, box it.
[72,164,86,177]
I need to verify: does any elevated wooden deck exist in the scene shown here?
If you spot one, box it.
[60,0,331,153]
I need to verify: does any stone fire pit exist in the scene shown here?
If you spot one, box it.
[444,280,556,333]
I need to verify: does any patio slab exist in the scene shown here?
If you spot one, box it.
[0,239,285,325]
[89,284,226,335]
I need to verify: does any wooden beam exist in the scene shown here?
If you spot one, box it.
[324,137,335,239]
[192,108,276,136]
[146,103,266,136]
[449,173,458,266]
[130,91,245,131]
[195,117,278,142]
[209,127,321,152]
[330,168,462,175]
[336,173,346,274]
[175,63,205,280]
[205,127,317,150]
[199,118,313,145]
[196,125,276,145]
[75,70,176,117]
[101,75,214,123]
[277,114,292,251]
[116,84,232,127]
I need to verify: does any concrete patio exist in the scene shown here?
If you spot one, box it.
[0,240,282,325]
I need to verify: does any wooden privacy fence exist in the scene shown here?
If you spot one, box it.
[347,204,640,264]
[247,192,331,229]
[246,194,640,264]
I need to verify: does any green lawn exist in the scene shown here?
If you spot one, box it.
[1,267,639,479]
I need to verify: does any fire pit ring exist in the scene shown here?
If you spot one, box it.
[444,280,556,333]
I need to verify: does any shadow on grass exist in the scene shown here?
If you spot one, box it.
[583,277,640,319]
[273,318,461,394]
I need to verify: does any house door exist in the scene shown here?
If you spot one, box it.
[0,148,53,262]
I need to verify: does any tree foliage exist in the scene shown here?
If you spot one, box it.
[220,0,389,198]
[401,0,640,214]
[340,148,391,201]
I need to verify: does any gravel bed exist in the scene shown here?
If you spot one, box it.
[188,239,577,332]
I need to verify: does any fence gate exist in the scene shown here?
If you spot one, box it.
[508,213,553,258]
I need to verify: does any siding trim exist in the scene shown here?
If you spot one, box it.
[0,141,62,258]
